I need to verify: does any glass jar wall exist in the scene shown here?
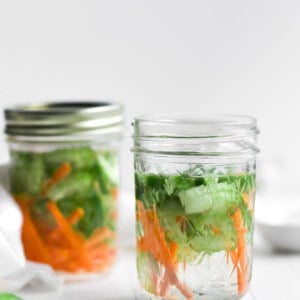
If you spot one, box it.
[132,114,259,299]
[5,101,123,275]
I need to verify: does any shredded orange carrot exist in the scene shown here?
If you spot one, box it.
[150,272,160,296]
[237,266,247,295]
[111,188,119,200]
[42,162,71,194]
[46,201,83,247]
[160,270,171,297]
[226,251,230,264]
[137,237,148,252]
[137,200,193,300]
[166,295,180,300]
[175,281,193,300]
[229,249,239,273]
[160,241,178,297]
[15,181,116,273]
[85,227,115,250]
[19,200,117,272]
[183,259,187,273]
[19,202,51,264]
[136,201,174,267]
[47,207,84,245]
[230,208,248,295]
[46,201,93,270]
[232,208,243,228]
[169,241,178,260]
[48,223,116,272]
[67,207,84,225]
[245,190,255,213]
[14,194,35,204]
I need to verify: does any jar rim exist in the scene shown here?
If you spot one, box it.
[132,113,259,157]
[133,113,258,138]
[134,113,256,127]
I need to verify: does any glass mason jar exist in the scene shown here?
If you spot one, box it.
[4,101,123,275]
[132,114,259,300]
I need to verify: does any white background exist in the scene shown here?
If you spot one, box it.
[0,0,299,193]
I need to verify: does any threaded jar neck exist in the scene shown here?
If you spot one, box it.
[132,114,259,159]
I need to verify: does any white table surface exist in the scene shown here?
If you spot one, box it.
[15,193,300,300]
[16,233,300,300]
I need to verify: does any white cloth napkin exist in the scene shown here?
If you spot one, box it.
[0,165,62,293]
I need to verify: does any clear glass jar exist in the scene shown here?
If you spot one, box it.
[4,101,123,275]
[132,114,259,300]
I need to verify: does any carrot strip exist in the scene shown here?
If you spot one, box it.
[42,162,71,194]
[18,196,116,273]
[90,254,116,266]
[169,241,178,260]
[183,259,187,273]
[151,272,160,296]
[111,188,119,200]
[84,227,115,250]
[47,229,70,248]
[46,201,83,248]
[229,249,238,267]
[160,270,170,297]
[166,296,180,300]
[232,209,243,229]
[67,207,84,225]
[46,200,93,271]
[231,208,248,295]
[137,237,148,252]
[229,249,239,274]
[137,201,193,300]
[137,202,173,267]
[86,243,110,258]
[160,242,178,296]
[175,280,193,300]
[46,207,85,246]
[51,227,115,272]
[226,251,229,264]
[19,202,51,263]
[89,247,116,265]
[50,247,71,263]
[14,195,35,204]
[237,266,247,295]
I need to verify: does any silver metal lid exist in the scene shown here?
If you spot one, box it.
[5,101,123,138]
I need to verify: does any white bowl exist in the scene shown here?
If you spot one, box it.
[256,195,300,252]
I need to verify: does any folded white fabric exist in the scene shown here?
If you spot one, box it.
[0,165,62,293]
[0,262,62,293]
[0,165,25,279]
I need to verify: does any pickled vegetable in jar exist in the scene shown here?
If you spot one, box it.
[132,114,259,300]
[4,101,123,275]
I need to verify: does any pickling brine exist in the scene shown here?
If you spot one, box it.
[135,171,255,299]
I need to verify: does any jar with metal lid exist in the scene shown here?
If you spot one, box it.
[5,101,123,275]
[132,114,259,299]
